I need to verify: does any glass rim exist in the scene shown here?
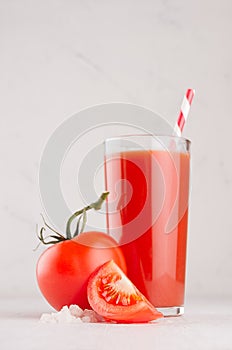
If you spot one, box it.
[104,133,191,145]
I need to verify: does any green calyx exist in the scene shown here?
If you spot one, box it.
[37,191,109,245]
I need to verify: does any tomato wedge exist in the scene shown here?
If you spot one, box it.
[87,260,163,323]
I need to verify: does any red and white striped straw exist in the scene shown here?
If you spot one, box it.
[174,89,195,136]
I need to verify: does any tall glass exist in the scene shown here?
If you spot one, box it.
[104,135,191,316]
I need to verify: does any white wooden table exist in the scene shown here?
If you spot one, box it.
[0,296,231,350]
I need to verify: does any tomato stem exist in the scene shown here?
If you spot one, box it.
[40,214,65,238]
[66,191,109,238]
[37,216,67,245]
[37,192,109,246]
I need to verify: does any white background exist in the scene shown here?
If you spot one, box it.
[0,0,231,302]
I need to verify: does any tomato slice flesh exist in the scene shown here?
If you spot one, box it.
[87,260,163,323]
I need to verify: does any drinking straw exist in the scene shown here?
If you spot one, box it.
[174,89,195,136]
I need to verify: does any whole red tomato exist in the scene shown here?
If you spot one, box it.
[36,192,126,310]
[36,230,126,311]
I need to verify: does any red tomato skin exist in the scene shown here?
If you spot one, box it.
[36,232,126,311]
[87,260,163,323]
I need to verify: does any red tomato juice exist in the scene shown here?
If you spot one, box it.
[105,150,190,307]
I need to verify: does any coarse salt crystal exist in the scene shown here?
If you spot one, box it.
[69,304,83,318]
[81,309,99,323]
[39,305,103,324]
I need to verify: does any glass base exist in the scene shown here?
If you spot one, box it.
[157,306,184,317]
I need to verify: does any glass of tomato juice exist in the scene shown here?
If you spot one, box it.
[104,135,191,316]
